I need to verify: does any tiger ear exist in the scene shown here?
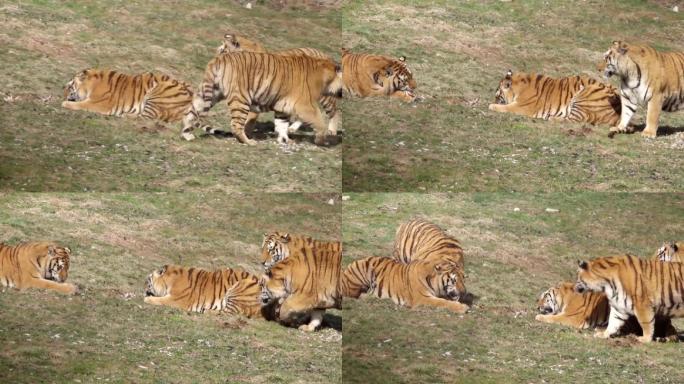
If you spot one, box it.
[399,56,406,62]
[505,69,513,79]
[341,47,350,55]
[64,247,71,255]
[159,265,168,275]
[281,233,291,242]
[578,260,588,270]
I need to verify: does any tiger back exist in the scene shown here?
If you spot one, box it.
[576,255,684,342]
[392,219,464,268]
[341,48,418,102]
[261,232,342,269]
[340,256,469,313]
[535,282,609,329]
[183,51,343,145]
[488,70,621,126]
[143,264,264,318]
[0,241,78,294]
[62,69,195,124]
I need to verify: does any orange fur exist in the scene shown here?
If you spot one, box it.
[0,242,77,295]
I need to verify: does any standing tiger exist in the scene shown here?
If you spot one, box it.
[601,41,684,138]
[216,33,340,144]
[260,232,341,270]
[654,241,682,263]
[341,48,418,102]
[341,256,469,313]
[392,218,464,268]
[575,254,684,343]
[259,244,342,332]
[144,265,270,318]
[62,69,205,136]
[488,70,621,126]
[0,242,78,295]
[182,51,343,146]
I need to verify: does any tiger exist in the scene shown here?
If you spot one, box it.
[259,245,342,331]
[654,241,682,263]
[143,264,270,318]
[575,254,684,343]
[260,232,342,270]
[341,48,418,102]
[600,41,684,138]
[536,281,678,340]
[488,70,621,126]
[392,218,464,268]
[340,256,469,314]
[182,51,343,146]
[216,33,340,144]
[62,69,206,138]
[0,242,78,295]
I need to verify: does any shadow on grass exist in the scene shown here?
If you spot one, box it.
[323,313,342,332]
[198,121,343,146]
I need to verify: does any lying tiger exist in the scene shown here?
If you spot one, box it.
[260,231,341,270]
[259,242,342,332]
[489,70,621,126]
[536,281,677,340]
[340,256,469,314]
[392,218,464,268]
[576,255,684,343]
[183,51,343,146]
[62,69,206,138]
[0,242,78,295]
[600,41,684,138]
[144,265,271,318]
[341,48,418,102]
[216,33,340,144]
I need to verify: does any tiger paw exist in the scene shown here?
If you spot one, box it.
[534,314,544,322]
[240,138,257,146]
[488,103,500,112]
[593,329,611,339]
[641,130,657,139]
[67,283,80,295]
[181,132,196,141]
[298,323,318,332]
[638,335,653,343]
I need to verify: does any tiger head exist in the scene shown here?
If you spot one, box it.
[655,241,681,263]
[144,265,173,297]
[376,56,417,100]
[258,266,289,305]
[493,69,516,105]
[63,69,100,102]
[216,33,267,54]
[44,245,71,283]
[537,282,574,315]
[601,41,640,83]
[261,232,291,270]
[431,261,467,302]
[574,259,611,294]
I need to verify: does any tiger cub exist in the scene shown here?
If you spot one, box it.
[576,255,684,343]
[62,69,204,137]
[144,265,268,318]
[601,41,684,138]
[341,48,418,102]
[654,241,681,263]
[260,232,341,270]
[341,256,469,314]
[489,70,621,126]
[0,242,78,294]
[182,52,343,146]
[392,218,464,268]
[259,245,342,332]
[216,33,340,144]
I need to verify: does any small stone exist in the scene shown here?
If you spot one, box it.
[545,208,559,213]
[673,5,679,12]
[327,198,335,206]
[341,195,350,201]
[513,207,520,212]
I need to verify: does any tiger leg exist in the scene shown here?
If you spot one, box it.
[180,89,218,141]
[295,105,328,146]
[534,313,584,329]
[634,304,656,343]
[27,278,79,295]
[609,96,637,137]
[228,99,257,145]
[278,294,319,326]
[488,102,521,114]
[595,307,627,338]
[143,295,186,310]
[642,93,663,138]
[274,112,292,144]
[414,296,469,314]
[61,100,116,115]
[321,96,339,135]
[299,309,325,332]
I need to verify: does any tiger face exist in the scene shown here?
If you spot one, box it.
[601,41,635,80]
[63,69,99,102]
[261,232,291,269]
[493,69,515,105]
[574,260,605,294]
[216,33,266,54]
[144,265,169,297]
[537,287,559,315]
[45,246,71,282]
[433,261,467,301]
[655,241,681,262]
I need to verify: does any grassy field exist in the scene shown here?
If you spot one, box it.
[0,1,342,192]
[341,0,684,192]
[0,192,342,383]
[342,193,684,383]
